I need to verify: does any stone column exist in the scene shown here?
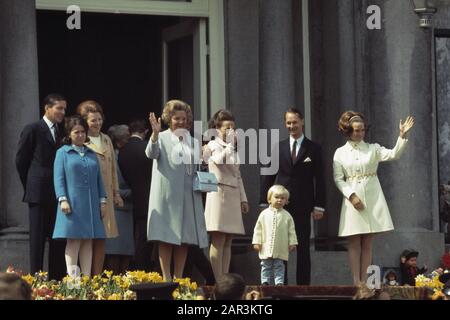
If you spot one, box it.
[224,0,261,285]
[0,0,39,234]
[259,0,296,135]
[365,0,444,269]
[311,0,444,284]
[259,0,301,284]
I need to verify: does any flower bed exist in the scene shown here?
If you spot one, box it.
[7,267,199,300]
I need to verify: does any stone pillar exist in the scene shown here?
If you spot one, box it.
[0,1,39,229]
[259,0,296,135]
[224,0,261,284]
[311,0,444,283]
[365,0,444,269]
[311,0,364,242]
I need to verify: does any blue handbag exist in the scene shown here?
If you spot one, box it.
[193,171,218,192]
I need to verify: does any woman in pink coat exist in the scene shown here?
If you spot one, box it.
[203,109,249,279]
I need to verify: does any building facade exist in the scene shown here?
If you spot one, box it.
[0,0,448,284]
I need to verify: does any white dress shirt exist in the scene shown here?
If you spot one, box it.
[289,134,304,158]
[43,115,56,142]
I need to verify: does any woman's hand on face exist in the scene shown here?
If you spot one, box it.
[149,112,161,141]
[399,116,415,138]
[225,128,237,145]
[350,193,365,211]
[61,201,71,214]
[241,202,249,214]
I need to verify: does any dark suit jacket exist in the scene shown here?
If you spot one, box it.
[260,137,325,216]
[118,136,152,220]
[15,119,62,204]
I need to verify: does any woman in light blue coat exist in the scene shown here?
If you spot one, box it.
[53,116,107,277]
[146,100,208,281]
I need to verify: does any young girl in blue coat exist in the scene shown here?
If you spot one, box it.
[53,116,107,277]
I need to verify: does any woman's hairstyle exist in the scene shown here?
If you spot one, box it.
[161,100,193,129]
[338,110,369,136]
[62,115,89,145]
[208,109,235,129]
[42,93,66,111]
[107,124,130,149]
[76,100,105,121]
[267,184,290,203]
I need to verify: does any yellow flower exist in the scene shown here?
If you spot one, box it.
[104,270,113,278]
[107,293,121,300]
[172,290,181,299]
[92,275,101,282]
[123,290,136,300]
[22,274,35,286]
[94,288,105,300]
[432,290,445,300]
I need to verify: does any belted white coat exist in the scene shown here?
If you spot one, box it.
[333,137,408,237]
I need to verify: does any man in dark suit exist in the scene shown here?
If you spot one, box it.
[260,108,325,285]
[15,93,67,280]
[118,120,155,271]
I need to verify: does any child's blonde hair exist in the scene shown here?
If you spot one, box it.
[267,185,290,204]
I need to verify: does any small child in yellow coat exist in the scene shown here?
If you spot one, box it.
[252,185,298,285]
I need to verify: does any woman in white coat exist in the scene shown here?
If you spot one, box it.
[333,111,415,285]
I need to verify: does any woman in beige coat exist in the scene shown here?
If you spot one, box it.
[333,111,414,285]
[77,101,123,275]
[203,109,249,279]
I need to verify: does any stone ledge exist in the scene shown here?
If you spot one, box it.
[0,227,29,241]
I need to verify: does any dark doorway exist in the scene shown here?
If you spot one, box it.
[36,10,181,129]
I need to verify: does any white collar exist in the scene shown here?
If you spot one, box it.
[290,134,304,146]
[131,134,144,140]
[269,206,283,213]
[347,139,366,149]
[43,116,55,130]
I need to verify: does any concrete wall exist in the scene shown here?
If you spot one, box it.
[0,0,40,273]
[0,0,40,229]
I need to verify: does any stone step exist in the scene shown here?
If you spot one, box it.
[0,228,49,274]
